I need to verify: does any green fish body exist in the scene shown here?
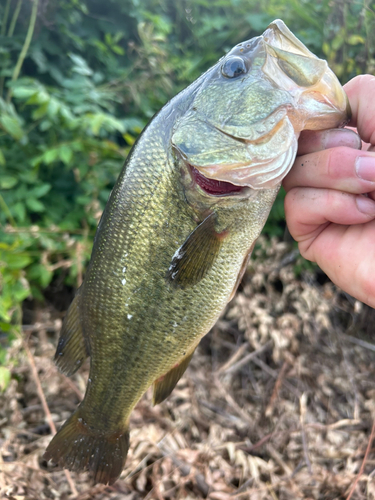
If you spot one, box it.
[45,20,350,484]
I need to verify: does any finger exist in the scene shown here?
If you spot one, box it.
[283,147,375,193]
[297,128,361,155]
[344,75,375,146]
[299,220,375,309]
[284,187,375,241]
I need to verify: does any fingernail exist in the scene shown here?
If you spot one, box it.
[356,156,375,182]
[356,195,375,215]
[323,129,362,150]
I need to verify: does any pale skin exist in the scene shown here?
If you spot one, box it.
[283,75,375,308]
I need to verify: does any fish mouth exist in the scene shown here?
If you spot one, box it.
[174,112,298,191]
[189,165,246,197]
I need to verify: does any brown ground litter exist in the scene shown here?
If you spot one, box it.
[2,236,375,500]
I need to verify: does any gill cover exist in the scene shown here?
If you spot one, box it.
[172,19,350,190]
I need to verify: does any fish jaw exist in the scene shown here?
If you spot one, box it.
[172,19,350,193]
[262,19,350,130]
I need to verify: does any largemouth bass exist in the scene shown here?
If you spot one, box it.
[44,20,350,484]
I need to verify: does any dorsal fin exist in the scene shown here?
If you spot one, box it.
[153,350,195,405]
[54,287,89,376]
[166,213,224,288]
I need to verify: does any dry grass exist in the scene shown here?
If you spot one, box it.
[2,236,375,499]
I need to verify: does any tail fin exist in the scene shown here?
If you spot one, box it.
[44,410,129,485]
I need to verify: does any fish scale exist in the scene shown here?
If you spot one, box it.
[44,19,350,484]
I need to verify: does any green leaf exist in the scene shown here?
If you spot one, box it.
[12,87,37,99]
[0,367,11,392]
[26,90,50,105]
[0,115,23,140]
[112,45,125,55]
[0,252,32,269]
[42,148,59,164]
[26,198,45,212]
[32,102,49,120]
[29,183,51,198]
[347,35,365,45]
[11,202,26,221]
[59,145,73,165]
[124,133,135,145]
[0,176,17,189]
[28,263,53,288]
[0,150,5,166]
[69,53,93,76]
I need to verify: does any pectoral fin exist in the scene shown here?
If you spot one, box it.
[166,213,223,288]
[54,287,89,376]
[153,350,195,405]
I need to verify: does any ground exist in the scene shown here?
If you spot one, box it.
[2,237,375,500]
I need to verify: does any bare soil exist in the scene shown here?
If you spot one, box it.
[2,237,375,500]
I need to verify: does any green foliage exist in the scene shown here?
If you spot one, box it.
[0,0,374,352]
[0,366,11,391]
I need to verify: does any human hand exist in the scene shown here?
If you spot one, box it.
[283,75,375,308]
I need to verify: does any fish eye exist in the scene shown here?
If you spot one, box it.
[221,56,247,78]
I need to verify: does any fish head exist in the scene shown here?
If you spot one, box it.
[172,19,350,195]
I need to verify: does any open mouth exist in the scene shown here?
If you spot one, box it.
[190,166,244,196]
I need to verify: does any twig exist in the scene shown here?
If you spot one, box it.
[265,360,290,417]
[24,342,78,497]
[346,418,375,500]
[240,419,363,454]
[7,0,39,102]
[4,226,95,235]
[221,341,272,375]
[299,393,312,474]
[22,322,61,332]
[1,0,11,36]
[339,332,375,352]
[0,0,12,96]
[47,259,74,272]
[242,431,277,452]
[7,0,23,37]
[214,375,255,426]
[217,342,248,373]
[266,481,279,500]
[0,194,16,226]
[63,374,85,400]
[267,443,292,475]
[251,356,301,398]
[157,443,210,498]
[231,478,254,496]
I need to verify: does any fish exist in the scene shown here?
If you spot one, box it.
[44,19,350,485]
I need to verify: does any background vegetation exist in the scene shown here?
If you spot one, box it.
[0,0,374,383]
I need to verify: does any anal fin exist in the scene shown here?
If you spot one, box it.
[54,287,89,376]
[166,213,224,288]
[153,350,195,405]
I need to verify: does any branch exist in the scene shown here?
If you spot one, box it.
[346,418,375,500]
[24,341,78,496]
[1,0,11,36]
[8,0,23,37]
[7,0,39,102]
